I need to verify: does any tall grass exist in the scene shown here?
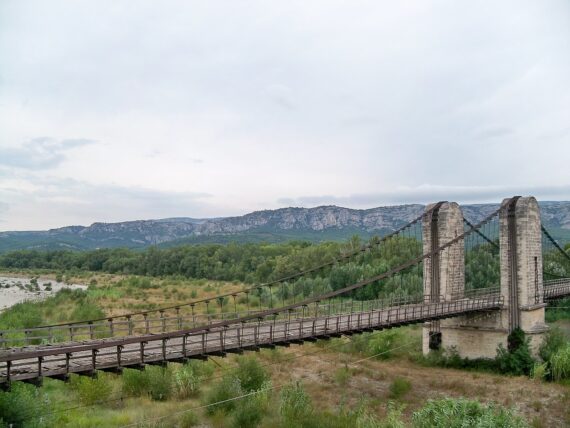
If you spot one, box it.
[550,345,570,381]
[412,398,529,428]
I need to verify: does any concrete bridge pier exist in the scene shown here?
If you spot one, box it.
[500,196,548,355]
[421,201,465,354]
[422,196,548,359]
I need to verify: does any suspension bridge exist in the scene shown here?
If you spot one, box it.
[1,196,569,389]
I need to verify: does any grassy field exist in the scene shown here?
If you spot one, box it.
[2,270,570,427]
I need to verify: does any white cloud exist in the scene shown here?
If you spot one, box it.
[0,0,569,229]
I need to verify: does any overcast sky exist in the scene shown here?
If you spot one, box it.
[1,1,569,230]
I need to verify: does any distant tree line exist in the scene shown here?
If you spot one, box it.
[1,238,567,300]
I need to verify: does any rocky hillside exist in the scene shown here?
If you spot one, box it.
[1,202,569,252]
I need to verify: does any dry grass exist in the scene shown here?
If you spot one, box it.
[259,343,570,426]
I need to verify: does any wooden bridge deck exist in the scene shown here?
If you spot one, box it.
[0,296,502,386]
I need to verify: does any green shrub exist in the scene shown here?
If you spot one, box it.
[70,373,113,405]
[234,356,269,392]
[146,366,173,401]
[412,398,529,428]
[174,363,203,399]
[539,327,567,363]
[495,328,535,376]
[205,375,242,415]
[368,330,402,359]
[531,362,549,381]
[334,367,352,386]
[231,397,264,428]
[279,381,313,423]
[550,345,570,381]
[179,411,199,428]
[0,382,51,427]
[122,368,150,397]
[69,300,105,322]
[388,377,411,400]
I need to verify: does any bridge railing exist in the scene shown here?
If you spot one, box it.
[0,282,507,349]
[544,278,570,300]
[0,294,504,385]
[0,293,444,348]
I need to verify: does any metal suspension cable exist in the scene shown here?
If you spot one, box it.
[4,200,507,357]
[463,217,499,249]
[8,207,433,331]
[541,225,570,262]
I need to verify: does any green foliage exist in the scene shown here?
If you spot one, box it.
[122,368,150,397]
[419,347,498,372]
[465,243,500,290]
[539,327,567,363]
[368,330,406,360]
[146,366,173,401]
[412,398,529,428]
[0,382,51,428]
[550,345,570,381]
[0,288,105,345]
[545,298,570,322]
[70,373,113,405]
[496,329,535,376]
[0,236,427,302]
[178,411,199,428]
[231,397,264,428]
[334,367,352,386]
[279,381,313,423]
[205,375,243,415]
[531,362,549,381]
[69,300,105,322]
[233,356,269,392]
[121,366,173,401]
[388,377,411,400]
[174,362,204,399]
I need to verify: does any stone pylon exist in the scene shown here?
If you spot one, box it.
[421,202,466,354]
[499,196,548,354]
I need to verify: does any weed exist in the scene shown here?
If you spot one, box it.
[388,377,411,400]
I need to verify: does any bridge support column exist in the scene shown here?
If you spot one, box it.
[499,196,547,356]
[421,202,465,355]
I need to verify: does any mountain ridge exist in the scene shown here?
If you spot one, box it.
[1,202,569,252]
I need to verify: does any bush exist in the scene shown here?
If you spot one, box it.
[495,329,535,376]
[205,375,243,415]
[70,373,114,405]
[279,381,312,423]
[69,300,105,322]
[174,363,203,399]
[531,362,549,381]
[367,330,405,360]
[539,327,567,363]
[550,345,570,381]
[0,382,51,427]
[146,366,173,401]
[179,411,199,428]
[412,398,529,428]
[388,377,411,400]
[234,356,269,392]
[334,367,352,386]
[231,397,264,428]
[122,368,150,397]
